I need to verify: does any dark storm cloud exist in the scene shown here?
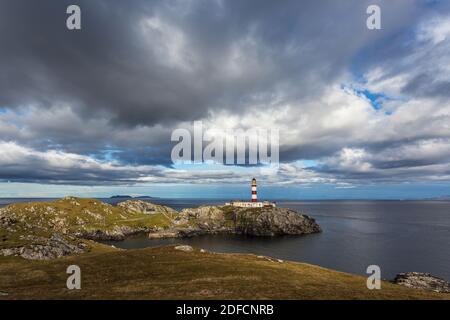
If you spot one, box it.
[0,0,416,126]
[0,0,379,166]
[0,163,145,185]
[402,73,450,98]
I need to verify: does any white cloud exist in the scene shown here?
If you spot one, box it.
[418,15,450,44]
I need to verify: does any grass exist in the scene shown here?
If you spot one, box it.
[3,198,175,232]
[0,245,448,300]
[0,198,176,250]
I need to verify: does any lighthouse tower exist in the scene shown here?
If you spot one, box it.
[251,178,257,202]
[224,178,275,208]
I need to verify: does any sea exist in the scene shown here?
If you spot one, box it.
[1,198,449,281]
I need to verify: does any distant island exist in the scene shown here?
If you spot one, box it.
[428,195,450,200]
[109,195,158,199]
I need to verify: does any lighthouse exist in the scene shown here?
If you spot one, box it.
[225,178,276,208]
[251,178,257,202]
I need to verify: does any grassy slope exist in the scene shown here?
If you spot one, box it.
[0,245,448,300]
[5,198,176,231]
[0,198,175,249]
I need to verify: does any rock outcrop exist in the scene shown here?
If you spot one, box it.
[393,272,450,293]
[175,206,232,232]
[234,207,321,236]
[166,205,321,237]
[117,200,177,215]
[76,226,155,241]
[0,234,86,260]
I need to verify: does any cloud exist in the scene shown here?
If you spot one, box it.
[0,0,449,187]
[0,141,164,184]
[418,15,450,44]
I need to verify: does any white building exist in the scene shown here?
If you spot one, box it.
[225,178,276,208]
[225,200,276,208]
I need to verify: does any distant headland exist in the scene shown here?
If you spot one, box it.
[109,195,158,199]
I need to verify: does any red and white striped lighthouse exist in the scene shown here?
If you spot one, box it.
[251,178,257,202]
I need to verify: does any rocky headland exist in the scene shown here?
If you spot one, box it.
[151,205,322,238]
[0,197,320,260]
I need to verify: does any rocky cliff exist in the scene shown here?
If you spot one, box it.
[164,205,321,237]
[234,207,321,236]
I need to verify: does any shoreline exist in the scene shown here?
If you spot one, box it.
[1,197,449,298]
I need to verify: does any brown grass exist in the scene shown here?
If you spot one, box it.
[0,245,448,300]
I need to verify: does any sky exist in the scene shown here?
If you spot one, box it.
[0,0,450,199]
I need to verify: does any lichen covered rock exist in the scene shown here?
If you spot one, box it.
[234,207,321,236]
[0,234,86,260]
[173,205,321,237]
[393,272,450,293]
[117,200,176,215]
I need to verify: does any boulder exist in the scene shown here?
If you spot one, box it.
[174,245,194,252]
[393,272,450,293]
[0,216,17,228]
[0,234,86,260]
